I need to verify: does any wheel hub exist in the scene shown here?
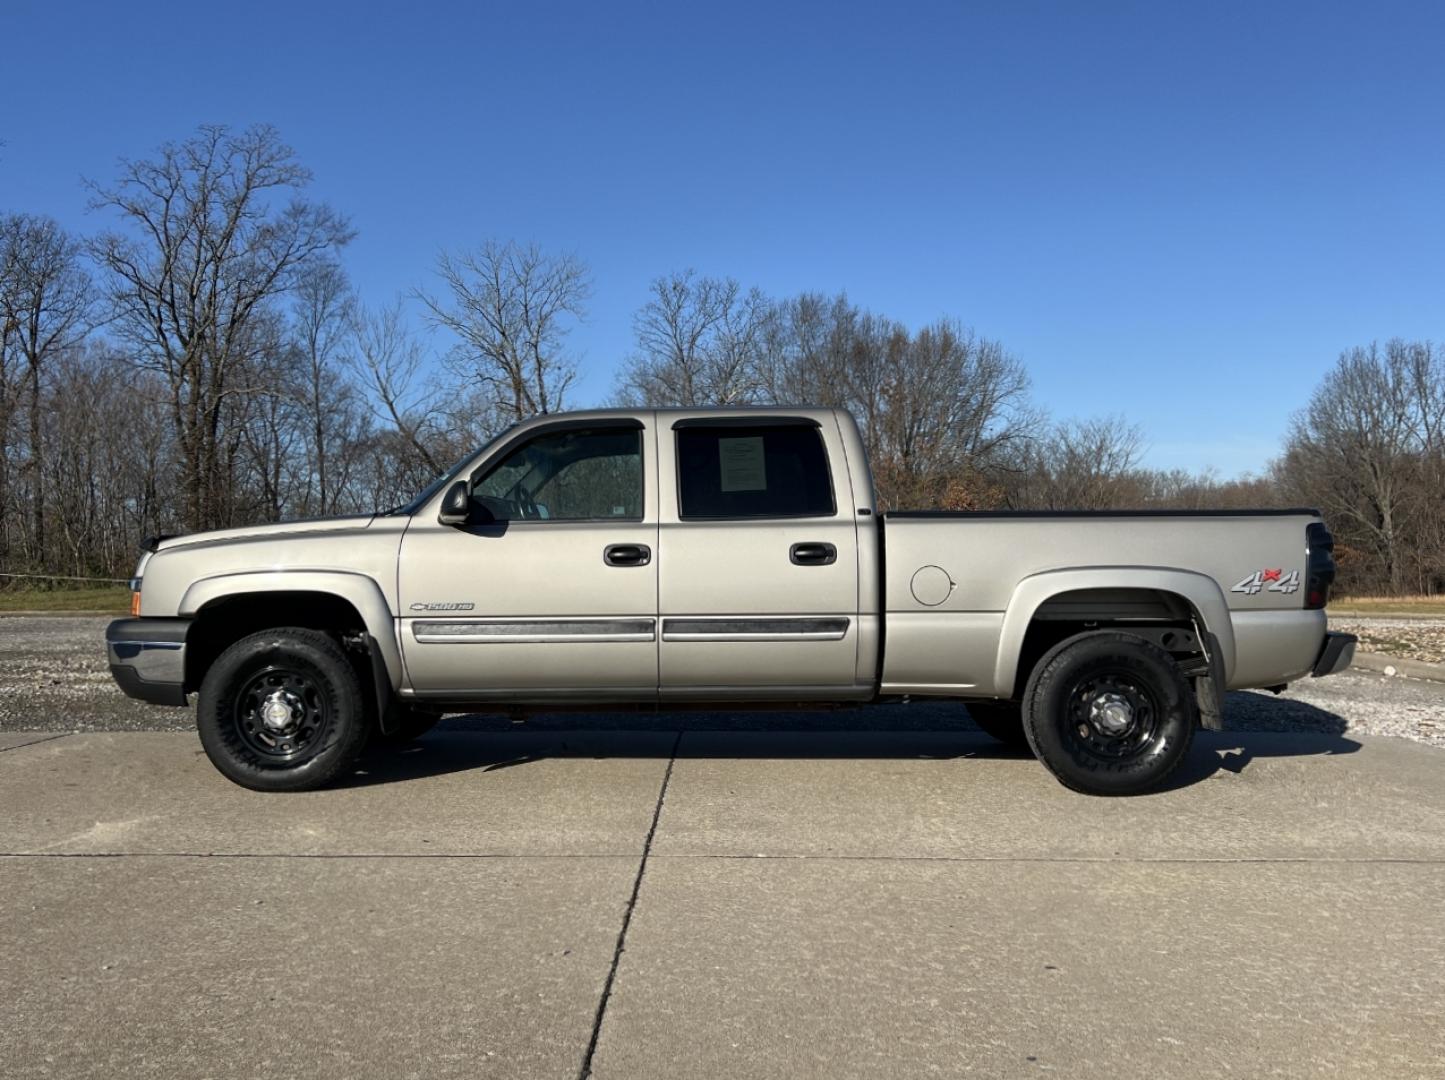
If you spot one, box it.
[260,689,303,733]
[1089,691,1134,736]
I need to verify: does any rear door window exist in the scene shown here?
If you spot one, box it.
[676,424,835,519]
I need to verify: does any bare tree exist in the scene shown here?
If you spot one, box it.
[292,261,354,513]
[619,270,769,406]
[0,224,21,566]
[761,301,1038,508]
[618,283,1040,509]
[1005,416,1146,510]
[419,240,589,421]
[88,124,352,531]
[0,214,94,560]
[1278,340,1444,594]
[865,320,1037,508]
[351,302,447,478]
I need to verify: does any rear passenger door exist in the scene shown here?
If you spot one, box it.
[656,416,865,699]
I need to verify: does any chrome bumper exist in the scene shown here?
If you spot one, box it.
[1311,632,1357,678]
[106,618,190,706]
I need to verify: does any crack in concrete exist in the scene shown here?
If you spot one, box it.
[0,733,70,754]
[578,728,683,1080]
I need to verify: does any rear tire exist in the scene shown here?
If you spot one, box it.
[197,627,369,792]
[967,701,1031,751]
[1022,630,1194,796]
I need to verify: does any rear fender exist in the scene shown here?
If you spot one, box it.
[993,567,1236,696]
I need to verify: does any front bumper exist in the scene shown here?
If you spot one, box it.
[106,618,190,706]
[1311,631,1357,678]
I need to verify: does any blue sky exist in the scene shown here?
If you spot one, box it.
[3,1,1442,475]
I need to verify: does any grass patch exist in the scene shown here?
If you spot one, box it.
[0,585,131,613]
[1330,595,1445,617]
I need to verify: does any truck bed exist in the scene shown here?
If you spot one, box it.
[877,508,1326,697]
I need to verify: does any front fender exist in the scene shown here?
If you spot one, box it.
[179,570,403,690]
[992,566,1236,696]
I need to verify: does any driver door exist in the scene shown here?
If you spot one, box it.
[398,417,659,702]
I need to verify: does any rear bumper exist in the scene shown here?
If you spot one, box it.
[106,617,190,706]
[1311,632,1357,678]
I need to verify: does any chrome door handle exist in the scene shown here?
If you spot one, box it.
[789,542,837,566]
[604,543,652,567]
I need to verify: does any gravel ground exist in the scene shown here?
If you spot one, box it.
[1331,616,1445,664]
[3,615,1442,748]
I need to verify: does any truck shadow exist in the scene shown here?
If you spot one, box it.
[343,693,1359,791]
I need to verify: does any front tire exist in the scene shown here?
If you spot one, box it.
[197,627,370,792]
[1022,631,1195,796]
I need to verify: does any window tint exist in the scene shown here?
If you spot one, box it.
[473,427,643,521]
[676,424,835,519]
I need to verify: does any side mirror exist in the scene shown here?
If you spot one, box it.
[437,481,472,526]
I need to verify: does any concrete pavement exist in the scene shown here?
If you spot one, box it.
[3,727,1444,1078]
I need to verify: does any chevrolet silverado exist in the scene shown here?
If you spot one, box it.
[107,407,1355,795]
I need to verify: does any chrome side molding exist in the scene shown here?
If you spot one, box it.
[412,618,657,644]
[662,617,850,642]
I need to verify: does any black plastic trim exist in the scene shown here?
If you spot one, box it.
[106,617,190,644]
[365,633,399,734]
[789,542,837,565]
[604,543,652,567]
[1311,632,1357,678]
[873,517,887,699]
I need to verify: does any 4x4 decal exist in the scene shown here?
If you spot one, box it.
[1231,568,1300,595]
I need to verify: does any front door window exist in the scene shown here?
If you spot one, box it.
[473,427,643,522]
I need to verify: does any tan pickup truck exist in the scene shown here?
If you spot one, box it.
[107,407,1355,795]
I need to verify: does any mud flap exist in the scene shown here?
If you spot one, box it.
[364,633,402,734]
[1194,630,1227,731]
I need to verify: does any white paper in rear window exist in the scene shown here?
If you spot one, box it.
[718,436,767,492]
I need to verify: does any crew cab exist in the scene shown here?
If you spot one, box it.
[107,407,1356,795]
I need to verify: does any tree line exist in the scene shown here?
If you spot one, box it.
[1,124,1441,596]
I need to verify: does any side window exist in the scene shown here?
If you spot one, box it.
[676,424,836,519]
[473,427,643,522]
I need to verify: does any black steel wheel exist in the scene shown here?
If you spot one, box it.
[966,701,1032,751]
[232,666,333,761]
[197,627,369,792]
[1022,630,1194,795]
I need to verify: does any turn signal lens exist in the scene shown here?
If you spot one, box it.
[130,590,142,616]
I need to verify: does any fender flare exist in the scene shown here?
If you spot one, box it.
[992,566,1236,696]
[179,570,403,691]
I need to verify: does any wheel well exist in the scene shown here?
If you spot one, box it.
[184,591,370,693]
[1010,587,1210,699]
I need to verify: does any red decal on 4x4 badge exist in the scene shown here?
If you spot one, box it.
[1231,569,1300,595]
